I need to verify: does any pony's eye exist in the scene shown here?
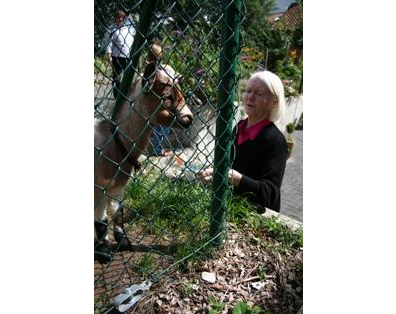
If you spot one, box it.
[164,94,174,101]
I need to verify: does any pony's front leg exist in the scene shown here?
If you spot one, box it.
[109,197,132,251]
[94,190,112,263]
[94,190,110,243]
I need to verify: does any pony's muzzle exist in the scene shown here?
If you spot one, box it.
[175,102,193,128]
[177,114,193,128]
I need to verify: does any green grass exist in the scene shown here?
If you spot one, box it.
[228,196,303,252]
[124,169,211,236]
[109,167,302,313]
[121,166,302,265]
[208,296,225,314]
[232,301,270,314]
[207,299,271,314]
[122,167,214,270]
[94,56,112,77]
[137,254,156,279]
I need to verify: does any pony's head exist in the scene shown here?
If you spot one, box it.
[141,62,193,129]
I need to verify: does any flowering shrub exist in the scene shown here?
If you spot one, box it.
[274,50,303,97]
[238,47,265,86]
[237,45,303,97]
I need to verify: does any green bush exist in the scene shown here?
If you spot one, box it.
[274,56,303,97]
[286,122,295,134]
[160,25,221,106]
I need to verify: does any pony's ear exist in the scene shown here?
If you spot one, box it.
[142,62,157,92]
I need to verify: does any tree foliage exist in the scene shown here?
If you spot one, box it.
[240,0,302,70]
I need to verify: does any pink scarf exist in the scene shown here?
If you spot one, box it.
[237,118,271,146]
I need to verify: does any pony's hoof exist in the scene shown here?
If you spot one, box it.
[114,231,132,252]
[95,241,112,264]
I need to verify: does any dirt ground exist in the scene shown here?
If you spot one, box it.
[122,224,303,314]
[94,149,304,312]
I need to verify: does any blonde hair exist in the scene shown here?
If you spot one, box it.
[249,70,285,122]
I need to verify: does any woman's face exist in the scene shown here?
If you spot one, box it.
[115,16,125,27]
[243,77,276,122]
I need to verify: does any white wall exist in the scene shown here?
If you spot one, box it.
[276,95,303,132]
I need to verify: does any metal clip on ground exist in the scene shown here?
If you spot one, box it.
[113,280,152,312]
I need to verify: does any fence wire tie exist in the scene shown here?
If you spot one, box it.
[113,280,153,312]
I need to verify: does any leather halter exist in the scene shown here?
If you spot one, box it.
[110,124,141,171]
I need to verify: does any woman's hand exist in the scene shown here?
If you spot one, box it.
[198,168,242,187]
[198,168,214,184]
[228,169,242,187]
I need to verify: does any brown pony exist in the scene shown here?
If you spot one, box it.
[94,62,193,262]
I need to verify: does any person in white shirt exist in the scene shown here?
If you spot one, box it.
[104,10,136,98]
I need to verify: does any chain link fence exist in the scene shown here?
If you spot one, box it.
[94,1,243,312]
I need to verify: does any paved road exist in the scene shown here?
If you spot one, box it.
[280,130,303,223]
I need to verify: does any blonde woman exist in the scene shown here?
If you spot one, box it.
[199,70,288,213]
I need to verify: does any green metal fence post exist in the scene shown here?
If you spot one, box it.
[111,0,159,120]
[210,0,242,247]
[299,72,303,94]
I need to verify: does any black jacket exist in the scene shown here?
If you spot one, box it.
[232,121,288,212]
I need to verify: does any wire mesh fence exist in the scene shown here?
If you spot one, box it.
[94,1,243,312]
